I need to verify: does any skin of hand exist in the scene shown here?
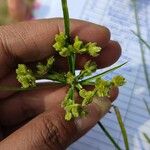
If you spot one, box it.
[0,19,121,150]
[7,0,33,21]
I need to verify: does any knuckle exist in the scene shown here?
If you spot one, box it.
[39,111,76,150]
[39,114,65,150]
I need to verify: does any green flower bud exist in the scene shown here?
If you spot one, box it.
[73,36,86,54]
[112,75,126,86]
[47,57,55,68]
[66,72,74,84]
[73,36,83,50]
[79,89,95,106]
[95,78,110,97]
[79,61,97,79]
[37,57,55,76]
[59,47,71,57]
[16,64,36,88]
[53,32,67,51]
[65,112,72,121]
[86,42,101,57]
[64,103,84,120]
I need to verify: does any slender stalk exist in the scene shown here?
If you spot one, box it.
[143,133,150,144]
[132,0,150,95]
[80,62,127,84]
[0,82,64,91]
[113,106,129,150]
[61,0,75,101]
[97,121,122,150]
[61,0,76,75]
[61,0,70,41]
[132,30,150,51]
[144,99,150,115]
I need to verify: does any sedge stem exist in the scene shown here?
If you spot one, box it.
[98,121,122,150]
[61,0,70,41]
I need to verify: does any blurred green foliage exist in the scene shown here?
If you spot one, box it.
[0,0,34,25]
[0,0,12,25]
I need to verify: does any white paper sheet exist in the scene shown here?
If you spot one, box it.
[34,0,150,149]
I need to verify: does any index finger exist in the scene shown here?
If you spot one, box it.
[0,18,111,79]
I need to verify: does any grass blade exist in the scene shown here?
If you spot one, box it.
[144,99,150,116]
[80,62,127,84]
[132,0,150,95]
[132,30,150,51]
[98,121,122,150]
[113,106,129,150]
[0,82,64,92]
[143,133,150,144]
[0,86,35,91]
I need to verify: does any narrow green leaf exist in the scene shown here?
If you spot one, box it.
[143,133,150,144]
[144,99,150,115]
[132,0,150,95]
[132,30,150,51]
[0,86,32,91]
[0,82,64,92]
[98,121,122,150]
[46,72,66,84]
[80,62,127,84]
[61,0,70,41]
[113,106,129,150]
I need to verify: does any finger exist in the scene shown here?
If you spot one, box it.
[7,0,32,21]
[0,72,19,99]
[0,84,118,127]
[0,97,112,150]
[54,40,121,71]
[0,19,110,78]
[0,39,121,99]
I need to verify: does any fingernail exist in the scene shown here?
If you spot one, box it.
[75,97,111,132]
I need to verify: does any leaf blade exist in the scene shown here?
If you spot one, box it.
[98,121,122,150]
[80,62,127,84]
[113,106,129,150]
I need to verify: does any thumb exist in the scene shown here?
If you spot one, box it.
[0,97,112,150]
[7,0,32,21]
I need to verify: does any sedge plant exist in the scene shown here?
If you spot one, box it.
[132,0,150,147]
[0,0,129,149]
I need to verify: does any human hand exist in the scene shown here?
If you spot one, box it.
[0,19,121,150]
[7,0,34,21]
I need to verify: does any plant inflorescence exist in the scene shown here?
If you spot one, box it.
[16,0,126,121]
[1,0,129,149]
[16,31,126,121]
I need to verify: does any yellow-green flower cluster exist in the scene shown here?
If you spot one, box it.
[95,76,126,97]
[79,60,97,79]
[79,89,95,106]
[95,78,111,97]
[112,75,126,86]
[16,57,55,88]
[16,64,36,88]
[16,31,126,122]
[64,102,86,120]
[53,33,101,57]
[66,72,75,84]
[36,57,55,76]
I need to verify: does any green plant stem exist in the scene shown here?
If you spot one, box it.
[132,0,150,95]
[143,133,150,144]
[61,0,75,101]
[61,0,70,41]
[76,83,83,91]
[80,62,127,84]
[98,121,122,150]
[132,30,150,51]
[61,0,76,74]
[0,82,64,91]
[113,106,129,150]
[144,99,150,115]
